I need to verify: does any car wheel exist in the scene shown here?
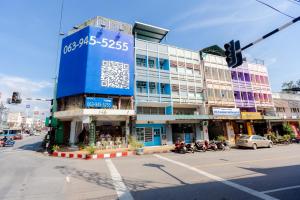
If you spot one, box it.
[268,142,273,148]
[252,143,257,150]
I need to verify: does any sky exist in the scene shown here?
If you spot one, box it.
[0,0,299,115]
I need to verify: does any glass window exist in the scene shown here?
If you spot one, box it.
[234,91,240,100]
[244,73,250,82]
[148,57,156,68]
[255,75,260,84]
[144,128,153,142]
[136,55,146,67]
[136,128,144,142]
[247,92,254,101]
[231,71,238,80]
[212,68,219,80]
[136,81,147,93]
[238,72,244,81]
[205,67,212,79]
[149,82,157,94]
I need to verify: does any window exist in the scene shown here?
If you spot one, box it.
[148,57,156,68]
[250,74,256,83]
[234,91,241,100]
[260,76,265,84]
[231,71,238,80]
[241,92,247,100]
[144,128,153,142]
[254,93,259,101]
[136,81,147,93]
[159,58,168,70]
[238,72,244,81]
[136,128,145,142]
[160,83,169,94]
[265,76,269,84]
[172,84,179,95]
[212,68,219,80]
[218,69,225,81]
[149,82,157,94]
[244,73,250,82]
[136,56,146,67]
[247,92,254,101]
[255,75,260,84]
[205,67,212,79]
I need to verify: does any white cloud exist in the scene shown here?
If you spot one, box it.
[0,74,52,116]
[172,0,293,32]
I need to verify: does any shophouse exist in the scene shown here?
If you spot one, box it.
[133,23,207,146]
[201,51,237,143]
[272,92,300,137]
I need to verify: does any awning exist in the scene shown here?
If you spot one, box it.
[133,22,169,43]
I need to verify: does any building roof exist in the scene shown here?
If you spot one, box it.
[133,22,169,43]
[200,45,225,57]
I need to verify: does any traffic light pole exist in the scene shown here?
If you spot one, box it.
[237,16,300,53]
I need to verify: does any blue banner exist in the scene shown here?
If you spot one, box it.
[57,26,134,98]
[85,97,113,108]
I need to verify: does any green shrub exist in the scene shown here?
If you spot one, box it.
[282,134,291,142]
[128,135,144,150]
[216,135,226,142]
[86,146,96,155]
[52,145,60,152]
[283,124,293,135]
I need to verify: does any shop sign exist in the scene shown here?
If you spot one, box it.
[241,112,262,120]
[85,97,113,108]
[213,107,240,116]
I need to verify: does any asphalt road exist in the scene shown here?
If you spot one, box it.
[0,136,300,200]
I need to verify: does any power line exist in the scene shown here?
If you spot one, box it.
[255,0,295,19]
[286,0,300,6]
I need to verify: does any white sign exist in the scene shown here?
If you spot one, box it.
[213,107,240,116]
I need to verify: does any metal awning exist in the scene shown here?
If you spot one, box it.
[133,22,169,43]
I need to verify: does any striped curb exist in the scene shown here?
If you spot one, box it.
[51,151,134,160]
[50,149,171,160]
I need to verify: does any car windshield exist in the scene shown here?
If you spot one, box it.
[240,135,250,139]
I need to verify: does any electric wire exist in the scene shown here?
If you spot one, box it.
[286,0,300,6]
[255,0,295,19]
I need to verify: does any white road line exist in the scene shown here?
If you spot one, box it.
[262,185,300,194]
[154,154,278,200]
[105,159,134,200]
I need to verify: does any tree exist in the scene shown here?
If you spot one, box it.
[282,81,295,90]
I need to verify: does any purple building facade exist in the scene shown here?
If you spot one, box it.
[231,63,256,112]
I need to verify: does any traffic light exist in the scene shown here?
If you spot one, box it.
[224,40,243,68]
[11,92,22,104]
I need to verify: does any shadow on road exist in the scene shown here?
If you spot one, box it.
[16,140,43,152]
[54,163,300,200]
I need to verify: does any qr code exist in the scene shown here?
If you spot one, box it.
[101,60,130,89]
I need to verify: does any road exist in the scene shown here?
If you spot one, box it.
[0,136,300,200]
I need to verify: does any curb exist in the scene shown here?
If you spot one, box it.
[51,151,134,160]
[50,149,171,160]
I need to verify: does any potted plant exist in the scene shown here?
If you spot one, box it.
[128,135,144,155]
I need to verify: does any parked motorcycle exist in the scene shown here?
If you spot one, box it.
[194,140,206,152]
[0,138,15,147]
[203,140,218,151]
[174,139,195,153]
[174,139,187,154]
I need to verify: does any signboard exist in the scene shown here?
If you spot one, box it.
[241,112,262,120]
[57,26,134,98]
[85,97,113,108]
[213,107,240,116]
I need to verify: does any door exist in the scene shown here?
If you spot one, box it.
[185,133,191,144]
[153,128,161,146]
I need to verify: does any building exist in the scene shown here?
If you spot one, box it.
[272,92,300,137]
[54,16,287,147]
[134,33,206,146]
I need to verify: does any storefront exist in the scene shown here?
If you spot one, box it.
[210,107,240,143]
[135,124,167,146]
[171,123,196,144]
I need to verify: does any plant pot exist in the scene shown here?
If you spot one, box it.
[136,148,144,155]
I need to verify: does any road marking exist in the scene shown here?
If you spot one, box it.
[105,159,134,200]
[194,155,300,168]
[154,154,278,200]
[66,176,70,183]
[262,185,300,194]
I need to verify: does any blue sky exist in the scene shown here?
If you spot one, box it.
[0,0,299,113]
